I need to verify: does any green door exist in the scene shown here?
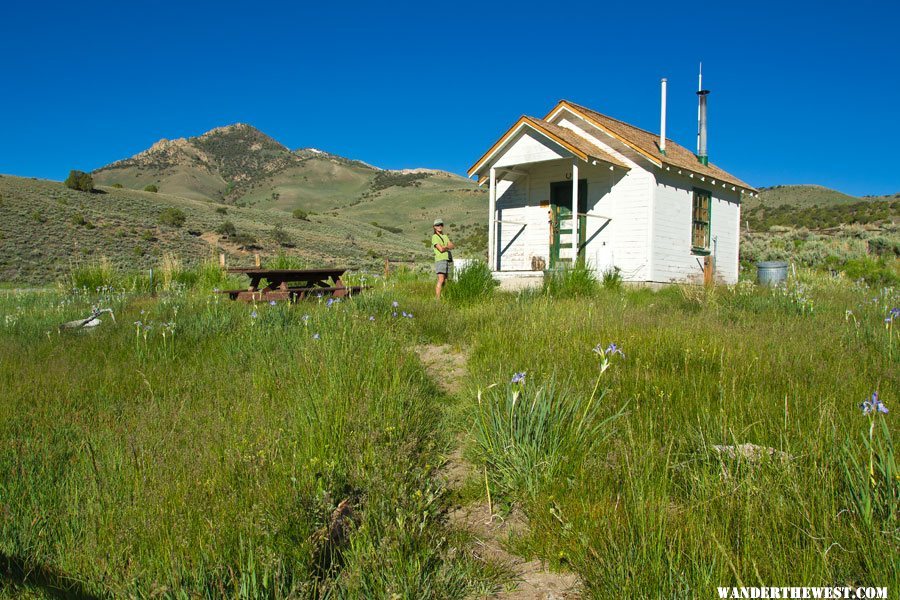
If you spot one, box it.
[549,180,588,268]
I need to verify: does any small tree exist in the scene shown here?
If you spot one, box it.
[159,207,186,228]
[64,170,93,192]
[144,184,159,193]
[216,221,236,237]
[272,223,292,246]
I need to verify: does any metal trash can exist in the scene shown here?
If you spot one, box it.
[756,261,788,287]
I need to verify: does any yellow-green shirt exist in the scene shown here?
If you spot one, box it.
[432,233,450,261]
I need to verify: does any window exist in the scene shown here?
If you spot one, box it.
[692,189,711,251]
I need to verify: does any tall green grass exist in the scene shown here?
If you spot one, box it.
[472,376,624,498]
[443,261,496,304]
[434,272,897,596]
[0,287,498,598]
[542,265,599,298]
[1,268,898,597]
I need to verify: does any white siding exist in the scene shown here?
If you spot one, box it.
[551,115,656,280]
[494,131,567,168]
[483,106,745,284]
[493,160,651,280]
[652,173,741,284]
[494,177,545,271]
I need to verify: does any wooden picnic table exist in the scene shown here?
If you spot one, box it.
[221,268,364,302]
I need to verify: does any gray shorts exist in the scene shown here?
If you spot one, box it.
[435,260,449,275]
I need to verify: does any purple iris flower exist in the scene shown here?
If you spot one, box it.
[392,301,399,308]
[250,310,258,319]
[605,343,625,358]
[510,372,526,384]
[312,333,320,340]
[269,300,277,306]
[861,391,888,415]
[369,316,375,321]
[326,298,335,307]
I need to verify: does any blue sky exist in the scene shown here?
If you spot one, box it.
[1,0,897,196]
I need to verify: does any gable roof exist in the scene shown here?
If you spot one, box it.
[467,115,628,179]
[550,100,755,191]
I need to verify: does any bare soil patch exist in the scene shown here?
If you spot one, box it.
[416,344,581,599]
[415,343,468,395]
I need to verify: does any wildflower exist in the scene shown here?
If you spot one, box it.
[269,300,277,306]
[250,310,258,319]
[326,298,335,307]
[392,301,399,308]
[302,314,310,322]
[510,372,526,384]
[593,342,625,359]
[392,311,398,317]
[605,343,624,358]
[892,308,900,317]
[406,313,413,319]
[312,333,320,340]
[861,392,888,415]
[369,316,375,321]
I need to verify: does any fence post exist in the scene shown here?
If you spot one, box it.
[219,253,226,268]
[254,253,261,268]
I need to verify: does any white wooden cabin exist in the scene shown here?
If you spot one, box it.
[468,99,757,285]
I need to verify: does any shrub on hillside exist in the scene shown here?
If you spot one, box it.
[292,208,309,221]
[216,221,237,237]
[159,208,186,228]
[64,170,94,192]
[70,214,94,228]
[272,224,293,247]
[371,222,403,234]
[111,183,124,189]
[215,206,228,215]
[144,184,159,193]
[232,233,258,249]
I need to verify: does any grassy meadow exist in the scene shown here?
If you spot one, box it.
[0,263,897,598]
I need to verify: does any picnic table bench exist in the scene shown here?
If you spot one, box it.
[219,268,365,302]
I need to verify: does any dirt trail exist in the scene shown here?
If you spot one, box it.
[415,344,581,600]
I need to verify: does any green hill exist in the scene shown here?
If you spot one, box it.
[744,184,899,231]
[0,175,432,283]
[91,123,488,250]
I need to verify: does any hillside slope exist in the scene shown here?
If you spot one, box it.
[92,123,488,247]
[744,184,899,231]
[0,176,429,283]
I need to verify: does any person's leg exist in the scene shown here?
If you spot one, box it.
[436,273,446,299]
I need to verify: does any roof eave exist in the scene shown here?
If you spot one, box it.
[659,160,758,194]
[546,100,663,168]
[468,116,589,178]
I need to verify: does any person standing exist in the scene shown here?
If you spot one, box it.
[432,218,455,299]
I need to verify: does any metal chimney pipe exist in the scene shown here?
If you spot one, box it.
[659,78,667,155]
[697,88,709,166]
